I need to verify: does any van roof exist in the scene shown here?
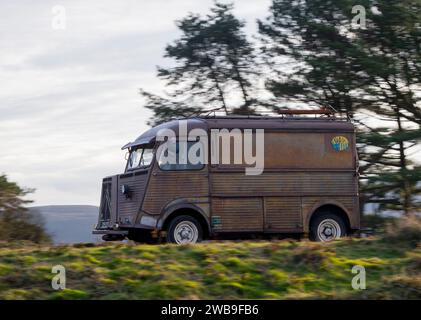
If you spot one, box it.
[122,116,355,150]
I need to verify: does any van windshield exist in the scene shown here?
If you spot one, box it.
[127,148,154,170]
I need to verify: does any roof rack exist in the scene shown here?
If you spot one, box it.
[189,106,348,121]
[275,108,334,115]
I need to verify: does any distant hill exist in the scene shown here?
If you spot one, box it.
[29,205,101,244]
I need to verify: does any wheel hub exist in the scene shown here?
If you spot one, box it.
[317,218,341,242]
[324,227,332,236]
[174,221,199,244]
[180,227,192,240]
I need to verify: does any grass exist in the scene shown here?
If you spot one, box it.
[0,234,420,299]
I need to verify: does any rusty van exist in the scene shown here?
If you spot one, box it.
[93,113,359,244]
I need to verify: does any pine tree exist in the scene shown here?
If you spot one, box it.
[259,0,421,214]
[141,1,259,124]
[0,175,51,243]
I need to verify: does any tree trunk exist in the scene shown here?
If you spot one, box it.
[228,51,251,113]
[205,53,228,115]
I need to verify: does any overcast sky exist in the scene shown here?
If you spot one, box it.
[0,0,272,206]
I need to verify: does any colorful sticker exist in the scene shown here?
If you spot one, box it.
[331,136,349,151]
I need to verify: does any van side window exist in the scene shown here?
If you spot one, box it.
[158,141,205,171]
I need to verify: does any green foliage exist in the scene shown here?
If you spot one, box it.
[362,248,421,299]
[0,234,420,299]
[361,214,396,234]
[0,175,51,243]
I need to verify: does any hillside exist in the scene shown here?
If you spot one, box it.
[29,205,101,244]
[0,236,420,300]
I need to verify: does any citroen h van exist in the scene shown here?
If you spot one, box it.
[93,115,359,243]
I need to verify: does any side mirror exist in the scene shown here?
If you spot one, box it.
[125,152,130,160]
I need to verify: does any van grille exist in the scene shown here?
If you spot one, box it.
[99,181,112,221]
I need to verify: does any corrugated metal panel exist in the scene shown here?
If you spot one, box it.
[265,197,302,231]
[301,196,355,215]
[212,172,357,196]
[117,173,148,222]
[142,171,209,214]
[211,198,263,232]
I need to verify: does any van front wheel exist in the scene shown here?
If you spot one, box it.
[166,215,203,244]
[310,213,346,242]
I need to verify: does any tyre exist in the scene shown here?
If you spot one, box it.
[166,215,203,244]
[310,212,347,242]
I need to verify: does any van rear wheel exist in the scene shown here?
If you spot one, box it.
[310,212,346,242]
[166,215,203,244]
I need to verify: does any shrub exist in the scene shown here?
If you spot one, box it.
[381,216,421,247]
[361,214,396,234]
[0,175,51,244]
